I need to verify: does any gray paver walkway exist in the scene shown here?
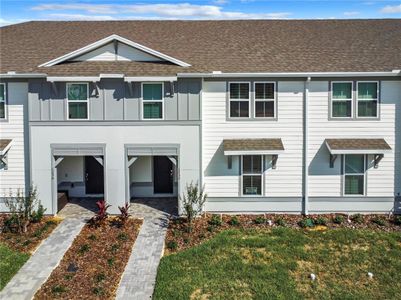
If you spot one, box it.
[116,198,176,300]
[0,218,85,300]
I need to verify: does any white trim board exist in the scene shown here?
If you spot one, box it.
[39,34,191,68]
[224,150,284,156]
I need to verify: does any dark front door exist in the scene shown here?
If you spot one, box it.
[85,156,104,194]
[153,156,173,194]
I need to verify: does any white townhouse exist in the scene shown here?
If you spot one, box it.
[0,20,400,215]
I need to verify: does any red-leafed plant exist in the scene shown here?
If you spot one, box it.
[118,202,131,223]
[90,200,111,226]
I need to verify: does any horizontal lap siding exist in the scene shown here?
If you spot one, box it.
[202,81,304,199]
[0,82,28,197]
[308,80,400,197]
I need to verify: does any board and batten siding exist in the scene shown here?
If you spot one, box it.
[202,80,304,213]
[28,78,201,121]
[0,81,29,209]
[308,80,401,213]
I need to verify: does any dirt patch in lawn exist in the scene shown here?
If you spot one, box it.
[34,217,142,300]
[165,214,401,254]
[0,214,61,253]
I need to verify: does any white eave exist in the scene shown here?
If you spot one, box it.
[0,73,47,78]
[224,150,285,156]
[178,70,401,78]
[38,34,191,68]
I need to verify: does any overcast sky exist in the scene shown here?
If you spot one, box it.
[1,0,400,26]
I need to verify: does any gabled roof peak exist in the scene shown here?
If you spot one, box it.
[38,34,191,68]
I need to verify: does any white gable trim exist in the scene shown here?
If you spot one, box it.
[38,34,191,68]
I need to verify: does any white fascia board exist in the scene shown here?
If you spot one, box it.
[0,73,47,78]
[100,73,125,79]
[124,76,177,82]
[329,149,392,155]
[224,150,284,156]
[178,70,401,78]
[47,76,100,82]
[38,34,191,68]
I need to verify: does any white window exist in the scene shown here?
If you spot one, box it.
[343,154,365,196]
[0,83,6,119]
[254,82,276,118]
[67,83,89,120]
[331,81,353,118]
[142,83,164,120]
[357,81,378,118]
[229,82,250,118]
[242,155,263,196]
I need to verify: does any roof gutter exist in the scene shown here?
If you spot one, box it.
[178,70,401,78]
[0,73,47,79]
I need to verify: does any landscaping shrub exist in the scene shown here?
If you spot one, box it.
[371,216,387,226]
[51,285,67,294]
[167,240,178,250]
[315,217,328,226]
[78,244,90,254]
[350,214,364,224]
[111,244,120,254]
[180,182,207,232]
[275,217,286,227]
[117,233,128,241]
[92,287,104,296]
[393,215,401,226]
[209,215,222,226]
[254,216,266,224]
[207,225,215,232]
[94,273,106,283]
[88,234,97,241]
[31,204,46,223]
[107,257,115,267]
[228,216,240,226]
[118,202,130,223]
[333,215,345,224]
[298,218,315,228]
[90,200,111,226]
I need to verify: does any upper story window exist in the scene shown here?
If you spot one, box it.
[331,82,353,118]
[344,154,365,195]
[0,83,6,119]
[254,82,275,118]
[242,155,263,196]
[67,83,89,120]
[229,82,250,118]
[357,82,378,118]
[142,83,163,120]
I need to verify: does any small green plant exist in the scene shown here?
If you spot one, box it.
[199,233,205,239]
[92,287,104,296]
[275,217,286,227]
[78,244,90,254]
[167,240,178,250]
[228,216,240,226]
[107,257,115,267]
[117,232,128,241]
[350,214,364,224]
[371,216,387,226]
[172,229,182,237]
[31,204,46,223]
[94,273,106,283]
[51,285,67,294]
[22,239,31,246]
[209,215,222,226]
[315,217,328,226]
[64,274,74,280]
[183,237,190,244]
[254,216,266,224]
[207,225,215,232]
[172,218,184,225]
[180,182,207,232]
[298,218,315,228]
[88,234,97,241]
[111,243,120,253]
[46,220,57,226]
[393,215,401,225]
[333,215,345,224]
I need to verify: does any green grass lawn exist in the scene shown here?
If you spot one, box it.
[0,243,30,290]
[154,228,401,299]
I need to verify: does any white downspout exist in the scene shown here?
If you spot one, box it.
[303,77,311,215]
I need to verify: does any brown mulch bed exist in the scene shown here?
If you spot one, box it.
[165,213,401,254]
[0,214,61,253]
[34,217,142,300]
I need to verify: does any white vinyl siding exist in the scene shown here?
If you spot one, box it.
[203,81,304,198]
[0,82,28,199]
[308,80,400,198]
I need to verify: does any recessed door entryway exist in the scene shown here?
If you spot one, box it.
[85,156,104,194]
[153,156,173,194]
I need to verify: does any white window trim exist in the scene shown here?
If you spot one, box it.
[66,82,89,120]
[253,81,276,119]
[141,82,164,120]
[0,83,7,120]
[331,81,353,119]
[228,81,251,119]
[343,154,366,196]
[356,81,379,119]
[241,155,264,197]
